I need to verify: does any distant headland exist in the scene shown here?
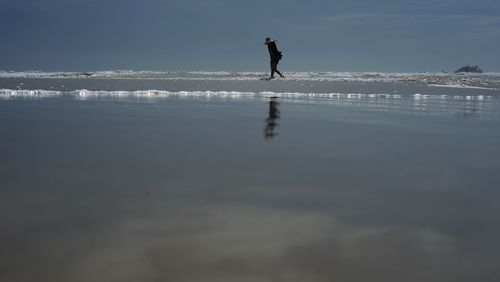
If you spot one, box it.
[454,65,483,73]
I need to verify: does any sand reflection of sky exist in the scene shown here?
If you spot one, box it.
[1,95,500,282]
[4,205,460,282]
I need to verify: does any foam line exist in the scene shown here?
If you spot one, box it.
[1,70,500,88]
[428,84,499,90]
[1,89,493,101]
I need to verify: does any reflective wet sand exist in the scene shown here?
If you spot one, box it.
[1,94,500,282]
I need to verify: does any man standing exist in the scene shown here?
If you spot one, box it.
[265,37,285,79]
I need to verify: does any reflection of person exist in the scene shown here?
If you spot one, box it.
[264,97,280,139]
[265,37,285,79]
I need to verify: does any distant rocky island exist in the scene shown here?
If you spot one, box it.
[454,65,483,73]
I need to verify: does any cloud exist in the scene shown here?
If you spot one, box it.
[316,13,500,40]
[3,205,462,282]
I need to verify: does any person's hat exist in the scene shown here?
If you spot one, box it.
[265,37,274,44]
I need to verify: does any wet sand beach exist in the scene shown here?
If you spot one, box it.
[1,75,500,282]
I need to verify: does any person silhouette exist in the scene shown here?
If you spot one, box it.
[264,37,285,79]
[264,97,280,139]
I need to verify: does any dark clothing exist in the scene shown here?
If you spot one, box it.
[265,39,284,79]
[267,42,282,63]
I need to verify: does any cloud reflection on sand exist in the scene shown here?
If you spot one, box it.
[1,91,499,282]
[54,206,456,282]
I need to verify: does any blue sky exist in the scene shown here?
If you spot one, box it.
[1,0,499,72]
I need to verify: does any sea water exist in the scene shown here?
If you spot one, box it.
[1,72,500,282]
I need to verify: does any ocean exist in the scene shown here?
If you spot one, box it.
[1,71,500,282]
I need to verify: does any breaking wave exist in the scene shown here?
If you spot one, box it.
[2,89,498,119]
[0,89,494,101]
[1,70,500,89]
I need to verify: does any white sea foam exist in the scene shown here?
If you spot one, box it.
[2,89,498,119]
[2,70,500,89]
[74,89,257,99]
[73,89,418,100]
[1,89,494,102]
[428,84,499,90]
[0,89,62,99]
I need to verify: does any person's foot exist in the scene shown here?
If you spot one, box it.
[268,76,275,80]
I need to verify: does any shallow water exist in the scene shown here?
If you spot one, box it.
[1,79,500,281]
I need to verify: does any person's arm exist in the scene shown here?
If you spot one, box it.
[271,43,279,54]
[270,43,280,60]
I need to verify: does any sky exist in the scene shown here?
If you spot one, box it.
[1,0,499,72]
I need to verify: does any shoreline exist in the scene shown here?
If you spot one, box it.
[1,77,499,96]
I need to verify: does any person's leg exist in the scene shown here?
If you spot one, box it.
[275,61,284,78]
[270,61,277,78]
[275,69,284,78]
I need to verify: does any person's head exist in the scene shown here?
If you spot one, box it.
[265,37,274,45]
